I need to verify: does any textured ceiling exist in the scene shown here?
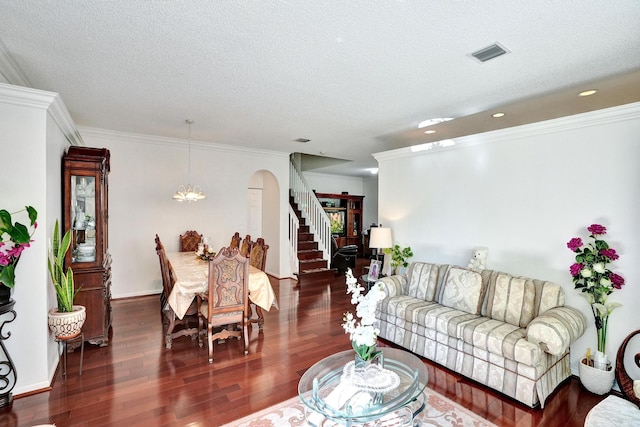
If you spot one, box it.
[1,1,639,176]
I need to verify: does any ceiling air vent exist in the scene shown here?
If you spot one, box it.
[470,42,510,63]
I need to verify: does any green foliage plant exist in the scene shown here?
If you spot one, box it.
[47,220,77,312]
[384,244,414,274]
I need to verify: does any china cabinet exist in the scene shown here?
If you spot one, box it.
[315,192,364,255]
[62,146,111,346]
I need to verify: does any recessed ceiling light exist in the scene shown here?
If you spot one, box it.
[424,130,436,134]
[294,138,310,143]
[417,117,454,128]
[492,112,505,118]
[579,89,597,97]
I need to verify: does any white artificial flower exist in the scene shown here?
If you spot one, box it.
[580,268,592,278]
[600,278,612,288]
[593,263,606,274]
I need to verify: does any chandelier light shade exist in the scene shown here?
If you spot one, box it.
[173,119,206,202]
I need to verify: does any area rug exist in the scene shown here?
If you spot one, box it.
[222,388,497,426]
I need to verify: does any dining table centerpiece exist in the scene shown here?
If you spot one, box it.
[0,205,38,303]
[567,223,625,393]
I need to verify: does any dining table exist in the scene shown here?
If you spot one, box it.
[166,251,278,324]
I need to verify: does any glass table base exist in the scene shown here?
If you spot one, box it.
[303,391,425,427]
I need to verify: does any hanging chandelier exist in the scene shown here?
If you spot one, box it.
[173,119,206,202]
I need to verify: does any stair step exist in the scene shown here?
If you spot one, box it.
[297,249,323,260]
[298,241,318,251]
[298,232,314,242]
[299,258,329,271]
[299,224,310,233]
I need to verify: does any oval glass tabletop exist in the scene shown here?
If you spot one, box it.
[298,348,428,425]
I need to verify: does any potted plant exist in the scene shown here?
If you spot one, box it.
[384,244,414,275]
[567,223,625,394]
[47,220,85,340]
[0,206,38,304]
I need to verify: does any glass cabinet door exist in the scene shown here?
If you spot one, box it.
[70,174,97,263]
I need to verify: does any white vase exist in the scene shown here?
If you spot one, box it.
[593,350,609,370]
[48,305,86,340]
[579,358,615,395]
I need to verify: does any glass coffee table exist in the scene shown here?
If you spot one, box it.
[298,348,428,426]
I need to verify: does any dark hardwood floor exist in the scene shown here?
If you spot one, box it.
[2,259,608,426]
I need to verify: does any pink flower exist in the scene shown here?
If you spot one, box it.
[567,238,583,252]
[610,272,625,289]
[569,263,583,277]
[600,248,619,261]
[587,224,607,235]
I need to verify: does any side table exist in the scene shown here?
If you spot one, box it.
[359,274,378,291]
[55,332,84,381]
[0,300,17,410]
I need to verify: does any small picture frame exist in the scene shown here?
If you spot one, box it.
[367,260,381,282]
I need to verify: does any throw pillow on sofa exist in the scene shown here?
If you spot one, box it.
[437,266,484,315]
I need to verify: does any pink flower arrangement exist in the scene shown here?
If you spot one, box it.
[567,223,624,353]
[0,206,38,288]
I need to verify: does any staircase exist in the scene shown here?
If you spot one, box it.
[290,196,336,284]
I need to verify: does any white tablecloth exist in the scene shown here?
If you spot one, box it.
[166,252,278,319]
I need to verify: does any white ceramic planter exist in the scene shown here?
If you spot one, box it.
[579,358,615,395]
[48,305,86,340]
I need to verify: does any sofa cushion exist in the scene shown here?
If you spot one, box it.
[533,280,565,316]
[437,266,484,315]
[482,271,536,328]
[455,317,544,366]
[404,262,441,301]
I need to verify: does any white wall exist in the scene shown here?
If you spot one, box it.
[79,128,290,298]
[0,83,78,395]
[374,102,640,376]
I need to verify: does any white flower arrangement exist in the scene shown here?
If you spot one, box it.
[341,268,386,360]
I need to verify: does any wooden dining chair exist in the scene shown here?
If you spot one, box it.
[248,238,269,329]
[155,234,198,348]
[240,234,253,258]
[249,238,269,271]
[196,246,249,363]
[229,232,241,250]
[179,230,202,252]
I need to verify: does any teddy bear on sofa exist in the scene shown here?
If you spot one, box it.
[467,246,488,271]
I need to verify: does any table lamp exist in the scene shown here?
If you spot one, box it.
[369,227,392,262]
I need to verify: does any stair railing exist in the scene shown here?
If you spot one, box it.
[288,205,299,275]
[289,158,331,267]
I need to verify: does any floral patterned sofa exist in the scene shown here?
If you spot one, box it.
[375,262,587,408]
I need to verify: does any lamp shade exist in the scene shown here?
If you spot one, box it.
[369,227,392,249]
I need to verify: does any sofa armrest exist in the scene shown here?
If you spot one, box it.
[526,306,587,356]
[375,275,406,298]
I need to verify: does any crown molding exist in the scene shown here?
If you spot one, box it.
[373,101,640,162]
[0,83,83,146]
[0,37,31,87]
[77,126,288,160]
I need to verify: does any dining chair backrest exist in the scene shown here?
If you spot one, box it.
[208,246,249,319]
[155,234,174,297]
[229,232,241,250]
[180,230,202,252]
[249,238,269,271]
[240,234,253,257]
